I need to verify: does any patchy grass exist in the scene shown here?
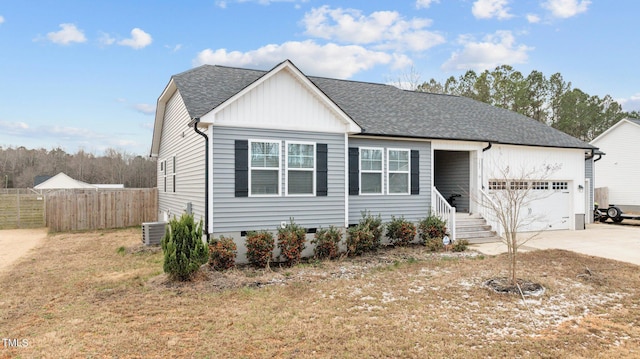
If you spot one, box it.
[1,228,640,358]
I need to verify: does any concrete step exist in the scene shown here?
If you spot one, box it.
[464,236,502,244]
[456,230,497,239]
[457,224,492,232]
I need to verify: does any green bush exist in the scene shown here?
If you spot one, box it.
[312,226,343,260]
[208,235,237,271]
[245,230,275,268]
[385,216,417,246]
[161,213,209,281]
[424,237,444,252]
[451,239,470,252]
[277,219,307,267]
[418,213,447,244]
[346,211,383,256]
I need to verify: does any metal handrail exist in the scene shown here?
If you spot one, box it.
[432,187,456,242]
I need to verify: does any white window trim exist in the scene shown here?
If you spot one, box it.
[359,147,384,195]
[161,159,167,193]
[386,148,411,195]
[285,141,316,197]
[172,155,177,193]
[248,139,282,197]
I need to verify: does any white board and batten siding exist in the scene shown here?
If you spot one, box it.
[201,68,356,134]
[591,119,640,209]
[348,137,432,224]
[210,126,346,234]
[483,144,586,231]
[156,91,206,223]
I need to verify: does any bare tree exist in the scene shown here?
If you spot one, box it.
[479,163,561,285]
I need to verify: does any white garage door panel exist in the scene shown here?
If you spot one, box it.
[525,182,571,231]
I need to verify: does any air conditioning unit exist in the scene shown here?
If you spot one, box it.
[142,221,167,246]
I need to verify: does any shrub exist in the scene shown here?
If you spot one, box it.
[386,216,417,246]
[418,213,447,244]
[277,219,307,267]
[424,237,444,252]
[161,213,209,281]
[451,239,470,252]
[346,211,383,256]
[245,230,275,268]
[312,226,343,260]
[208,235,237,271]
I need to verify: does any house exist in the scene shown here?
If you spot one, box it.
[590,118,640,213]
[151,60,595,260]
[33,172,125,191]
[34,172,97,190]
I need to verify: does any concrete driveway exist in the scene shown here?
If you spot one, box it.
[470,222,640,266]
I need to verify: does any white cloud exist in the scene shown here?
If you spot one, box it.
[193,40,410,79]
[617,93,640,112]
[302,6,444,52]
[472,0,513,20]
[132,103,156,115]
[442,30,532,71]
[99,32,116,46]
[117,28,152,49]
[526,14,541,23]
[165,44,182,53]
[46,23,87,45]
[416,0,439,9]
[543,0,590,18]
[0,15,5,24]
[0,120,29,135]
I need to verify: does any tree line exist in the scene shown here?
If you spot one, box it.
[0,146,156,189]
[415,65,639,142]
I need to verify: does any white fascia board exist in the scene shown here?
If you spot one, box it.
[150,79,177,157]
[591,118,639,145]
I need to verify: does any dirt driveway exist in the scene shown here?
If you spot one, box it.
[0,228,48,272]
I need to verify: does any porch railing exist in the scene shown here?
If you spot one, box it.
[431,187,455,242]
[479,189,503,238]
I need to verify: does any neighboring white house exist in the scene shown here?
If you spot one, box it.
[34,172,97,190]
[151,60,596,261]
[34,172,125,191]
[591,118,640,213]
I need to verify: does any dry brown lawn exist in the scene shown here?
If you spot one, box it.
[1,228,640,358]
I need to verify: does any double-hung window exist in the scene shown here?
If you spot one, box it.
[387,149,410,194]
[360,148,383,194]
[249,140,281,196]
[286,142,315,195]
[161,159,167,193]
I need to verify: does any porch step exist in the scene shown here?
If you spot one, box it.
[454,213,501,244]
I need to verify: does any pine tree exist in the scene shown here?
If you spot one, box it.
[161,213,208,281]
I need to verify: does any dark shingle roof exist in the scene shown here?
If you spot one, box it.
[171,64,593,150]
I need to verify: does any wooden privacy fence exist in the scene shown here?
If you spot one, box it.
[46,188,158,232]
[0,189,45,229]
[595,187,609,208]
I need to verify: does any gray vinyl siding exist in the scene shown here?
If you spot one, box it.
[585,157,594,223]
[348,137,431,224]
[211,126,345,233]
[434,151,470,212]
[157,91,206,222]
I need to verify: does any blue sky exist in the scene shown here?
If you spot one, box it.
[0,0,637,156]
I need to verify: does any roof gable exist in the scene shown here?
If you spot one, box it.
[200,60,361,133]
[591,118,640,145]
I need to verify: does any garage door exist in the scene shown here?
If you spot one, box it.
[527,181,571,231]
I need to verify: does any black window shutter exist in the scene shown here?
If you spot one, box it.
[411,150,420,195]
[235,140,248,197]
[348,147,359,195]
[316,144,328,196]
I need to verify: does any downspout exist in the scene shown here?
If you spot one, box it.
[481,142,492,190]
[189,117,210,242]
